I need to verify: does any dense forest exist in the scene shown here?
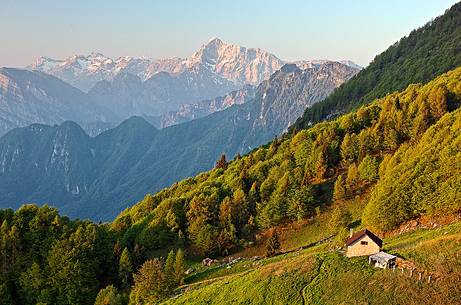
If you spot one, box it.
[293,2,461,129]
[1,66,458,304]
[0,205,186,304]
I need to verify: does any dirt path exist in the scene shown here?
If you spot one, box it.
[181,269,252,289]
[300,258,325,305]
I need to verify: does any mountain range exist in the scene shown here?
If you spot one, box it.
[0,38,358,138]
[29,38,360,92]
[28,38,286,92]
[0,61,357,220]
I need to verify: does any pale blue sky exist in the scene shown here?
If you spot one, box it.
[0,0,458,67]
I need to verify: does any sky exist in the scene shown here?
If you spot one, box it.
[0,0,458,67]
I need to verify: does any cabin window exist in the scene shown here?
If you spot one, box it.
[361,241,368,245]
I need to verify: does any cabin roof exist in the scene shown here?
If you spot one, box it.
[369,251,396,263]
[345,229,383,247]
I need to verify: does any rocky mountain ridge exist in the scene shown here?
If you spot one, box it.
[28,38,360,92]
[0,68,115,136]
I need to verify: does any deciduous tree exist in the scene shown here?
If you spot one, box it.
[129,259,168,305]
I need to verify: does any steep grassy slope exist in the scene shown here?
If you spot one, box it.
[165,222,461,305]
[293,1,461,129]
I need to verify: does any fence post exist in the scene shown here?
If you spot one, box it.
[409,269,413,277]
[428,275,431,283]
[418,272,422,281]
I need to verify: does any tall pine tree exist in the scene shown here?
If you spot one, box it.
[119,248,133,289]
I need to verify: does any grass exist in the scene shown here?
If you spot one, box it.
[185,243,328,285]
[164,220,461,305]
[165,248,317,305]
[384,221,461,274]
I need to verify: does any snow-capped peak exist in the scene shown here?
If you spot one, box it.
[338,60,362,70]
[88,52,107,58]
[206,37,224,46]
[27,38,360,91]
[30,56,62,72]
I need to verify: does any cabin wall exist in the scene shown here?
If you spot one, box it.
[346,235,380,257]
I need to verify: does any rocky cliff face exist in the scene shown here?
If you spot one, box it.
[253,62,359,131]
[187,38,285,85]
[0,68,114,136]
[224,62,360,152]
[157,85,256,128]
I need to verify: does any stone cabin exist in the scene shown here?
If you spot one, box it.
[345,229,382,257]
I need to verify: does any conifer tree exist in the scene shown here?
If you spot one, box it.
[47,224,99,305]
[327,206,352,235]
[429,85,448,118]
[174,249,186,285]
[358,155,379,182]
[384,127,400,150]
[113,240,122,258]
[215,154,228,169]
[333,174,346,200]
[19,262,44,304]
[287,186,314,220]
[248,182,259,212]
[412,100,432,138]
[341,133,359,163]
[346,163,359,189]
[165,249,176,288]
[265,229,281,257]
[119,247,133,289]
[315,150,328,179]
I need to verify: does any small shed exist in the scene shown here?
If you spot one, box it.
[345,229,382,257]
[368,251,396,269]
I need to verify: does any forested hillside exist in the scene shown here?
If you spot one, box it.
[112,67,461,257]
[293,2,461,129]
[363,106,461,230]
